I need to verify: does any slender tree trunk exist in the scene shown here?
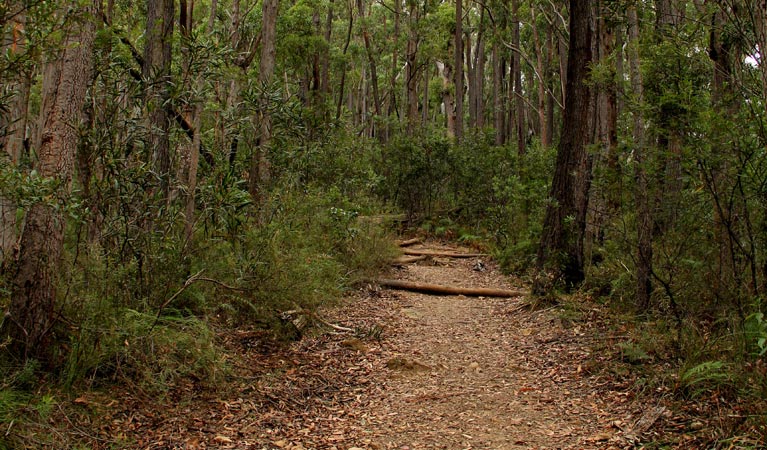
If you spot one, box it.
[405,3,420,134]
[544,24,556,147]
[335,1,354,121]
[3,4,96,362]
[144,0,175,198]
[181,0,208,245]
[249,0,279,204]
[475,16,486,129]
[531,5,547,146]
[359,0,381,133]
[466,28,476,129]
[654,0,684,231]
[627,4,652,309]
[322,0,334,97]
[535,0,593,291]
[0,7,30,263]
[709,0,742,299]
[512,0,525,154]
[492,37,506,144]
[454,0,464,142]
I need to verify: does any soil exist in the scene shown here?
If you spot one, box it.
[50,242,732,449]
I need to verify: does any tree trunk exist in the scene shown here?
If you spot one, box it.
[322,0,334,96]
[544,24,556,147]
[406,3,420,134]
[144,0,175,198]
[359,0,381,130]
[335,2,354,121]
[492,37,506,145]
[249,0,279,205]
[627,4,653,309]
[437,60,455,138]
[466,28,476,129]
[3,4,96,362]
[531,5,547,146]
[535,0,593,291]
[475,15,486,129]
[454,0,464,142]
[0,6,30,263]
[512,0,525,154]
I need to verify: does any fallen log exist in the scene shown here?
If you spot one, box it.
[377,279,527,298]
[398,237,423,247]
[392,255,428,265]
[403,249,487,258]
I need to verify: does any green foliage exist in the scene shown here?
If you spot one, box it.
[744,312,767,357]
[680,361,735,399]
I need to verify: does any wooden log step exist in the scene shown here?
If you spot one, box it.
[377,279,526,298]
[402,249,487,258]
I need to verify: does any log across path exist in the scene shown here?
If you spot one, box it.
[376,278,527,298]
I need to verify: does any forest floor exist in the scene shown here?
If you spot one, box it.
[54,242,743,449]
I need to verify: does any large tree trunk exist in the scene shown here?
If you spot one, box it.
[437,60,456,137]
[535,0,593,291]
[144,0,175,198]
[3,5,96,362]
[0,6,30,263]
[249,0,279,205]
[454,0,464,142]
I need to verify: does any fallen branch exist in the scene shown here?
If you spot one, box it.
[398,237,422,247]
[392,255,428,265]
[377,279,527,298]
[403,249,487,258]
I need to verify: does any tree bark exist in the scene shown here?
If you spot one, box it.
[512,0,525,154]
[474,14,486,129]
[406,2,420,134]
[627,4,652,309]
[0,6,29,263]
[492,35,506,145]
[535,0,593,291]
[249,0,279,205]
[335,1,354,121]
[144,0,175,198]
[437,60,456,138]
[4,4,96,362]
[359,0,381,130]
[454,0,464,142]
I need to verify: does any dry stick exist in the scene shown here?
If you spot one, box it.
[397,237,422,247]
[152,270,244,330]
[377,279,527,298]
[283,307,355,333]
[402,249,487,258]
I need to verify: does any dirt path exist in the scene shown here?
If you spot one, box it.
[90,243,676,449]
